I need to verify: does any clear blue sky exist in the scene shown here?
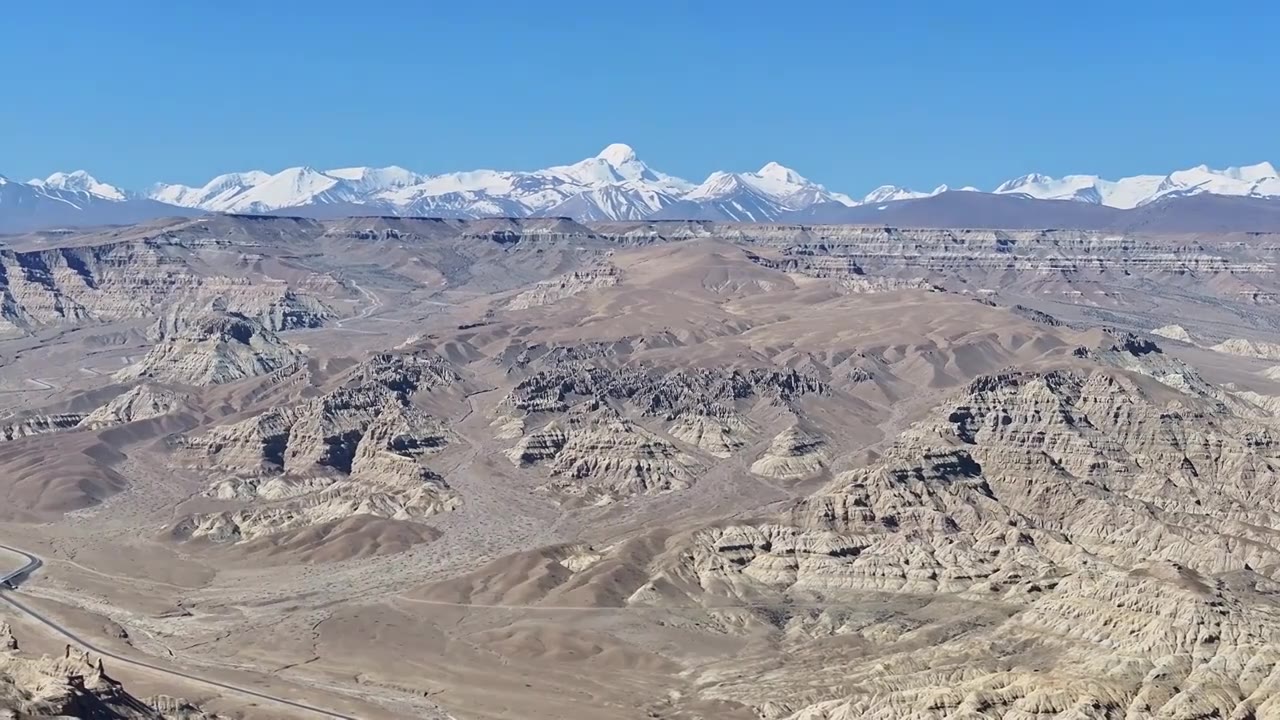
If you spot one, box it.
[2,1,1276,194]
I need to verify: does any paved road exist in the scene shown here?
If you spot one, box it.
[0,544,360,720]
[0,544,40,587]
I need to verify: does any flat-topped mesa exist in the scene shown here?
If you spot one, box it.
[0,238,333,335]
[458,217,599,245]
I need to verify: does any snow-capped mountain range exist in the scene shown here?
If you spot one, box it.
[2,144,1278,233]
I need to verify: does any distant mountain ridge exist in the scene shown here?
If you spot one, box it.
[2,145,1278,233]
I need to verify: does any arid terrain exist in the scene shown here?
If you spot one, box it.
[5,215,1280,718]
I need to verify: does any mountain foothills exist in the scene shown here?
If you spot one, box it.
[2,145,1279,232]
[9,215,1280,718]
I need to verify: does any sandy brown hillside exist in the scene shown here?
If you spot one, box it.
[5,217,1280,718]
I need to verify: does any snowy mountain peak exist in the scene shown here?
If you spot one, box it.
[34,170,127,200]
[11,150,1279,229]
[994,173,1057,193]
[1224,161,1278,182]
[685,172,748,201]
[757,161,804,184]
[862,185,938,204]
[325,165,422,190]
[596,143,638,166]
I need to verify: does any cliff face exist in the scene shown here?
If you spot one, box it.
[0,239,334,336]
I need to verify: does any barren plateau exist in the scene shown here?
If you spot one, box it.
[5,216,1280,718]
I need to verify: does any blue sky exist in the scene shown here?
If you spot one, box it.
[2,1,1276,193]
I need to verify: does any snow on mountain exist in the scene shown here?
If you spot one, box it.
[0,174,200,234]
[994,162,1280,209]
[225,167,357,213]
[9,148,1280,231]
[394,189,528,219]
[656,173,794,222]
[150,171,273,210]
[993,172,1164,209]
[861,184,952,204]
[684,163,854,213]
[547,143,694,196]
[155,167,366,214]
[751,162,857,207]
[538,183,677,221]
[1162,163,1280,201]
[324,165,425,193]
[30,171,128,201]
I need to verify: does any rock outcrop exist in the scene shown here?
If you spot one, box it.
[509,401,698,504]
[750,425,827,480]
[0,238,333,335]
[175,352,462,541]
[77,384,186,429]
[1212,337,1280,360]
[608,354,1280,717]
[0,624,220,718]
[0,413,86,441]
[498,361,828,502]
[506,265,621,310]
[1152,323,1194,343]
[116,312,302,386]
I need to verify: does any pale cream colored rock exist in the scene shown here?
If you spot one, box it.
[1152,323,1195,343]
[116,313,302,386]
[501,362,826,501]
[668,411,751,458]
[508,401,697,504]
[1212,337,1280,360]
[77,384,186,429]
[176,351,462,542]
[0,240,332,336]
[506,265,621,310]
[0,625,220,718]
[750,425,827,479]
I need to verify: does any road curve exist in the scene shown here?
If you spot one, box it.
[0,544,41,586]
[0,544,360,720]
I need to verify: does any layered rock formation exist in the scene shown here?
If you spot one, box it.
[499,360,828,502]
[175,352,462,541]
[603,342,1280,716]
[1,413,84,441]
[116,312,302,386]
[77,384,186,429]
[0,238,333,335]
[508,401,698,504]
[750,425,828,480]
[506,265,621,310]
